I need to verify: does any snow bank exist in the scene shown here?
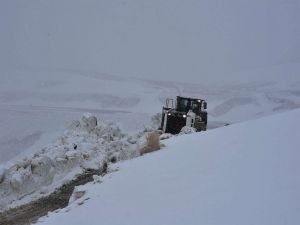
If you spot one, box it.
[37,109,300,225]
[0,114,159,211]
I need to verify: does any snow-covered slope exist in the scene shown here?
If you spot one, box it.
[37,109,300,225]
[0,0,300,166]
[0,114,156,211]
[0,1,299,222]
[1,70,300,166]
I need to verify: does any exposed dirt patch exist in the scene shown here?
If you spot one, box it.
[0,164,107,225]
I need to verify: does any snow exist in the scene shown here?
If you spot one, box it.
[0,0,299,167]
[0,72,156,165]
[36,109,300,225]
[0,0,299,221]
[0,67,299,213]
[1,71,300,167]
[0,114,156,211]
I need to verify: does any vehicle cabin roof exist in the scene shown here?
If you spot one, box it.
[177,96,206,102]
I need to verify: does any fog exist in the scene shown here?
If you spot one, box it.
[0,0,299,84]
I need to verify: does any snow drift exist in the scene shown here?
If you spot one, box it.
[0,114,159,211]
[37,109,300,225]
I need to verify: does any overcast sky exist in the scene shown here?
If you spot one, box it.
[0,0,299,84]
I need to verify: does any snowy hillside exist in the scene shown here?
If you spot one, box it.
[0,0,300,166]
[0,113,159,211]
[0,0,299,222]
[36,109,300,225]
[1,71,300,166]
[1,68,300,164]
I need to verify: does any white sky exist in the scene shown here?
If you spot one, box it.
[0,0,299,84]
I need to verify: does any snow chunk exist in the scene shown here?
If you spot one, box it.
[159,133,173,140]
[180,126,197,134]
[138,131,160,155]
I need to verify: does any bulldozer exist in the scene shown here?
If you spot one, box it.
[159,96,207,134]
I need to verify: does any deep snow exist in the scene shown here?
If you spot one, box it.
[0,0,300,167]
[1,71,300,166]
[0,0,299,220]
[36,109,300,225]
[0,113,157,211]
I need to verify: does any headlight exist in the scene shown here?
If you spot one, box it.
[183,114,187,118]
[167,113,171,116]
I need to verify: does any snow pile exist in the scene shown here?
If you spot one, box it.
[150,113,162,130]
[0,114,159,211]
[36,109,300,225]
[158,126,196,140]
[68,186,90,206]
[179,126,197,134]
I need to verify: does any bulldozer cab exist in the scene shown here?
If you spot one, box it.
[176,96,206,116]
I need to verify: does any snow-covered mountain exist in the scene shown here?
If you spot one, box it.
[0,1,299,223]
[0,0,299,165]
[1,72,300,215]
[1,71,300,166]
[36,109,300,225]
